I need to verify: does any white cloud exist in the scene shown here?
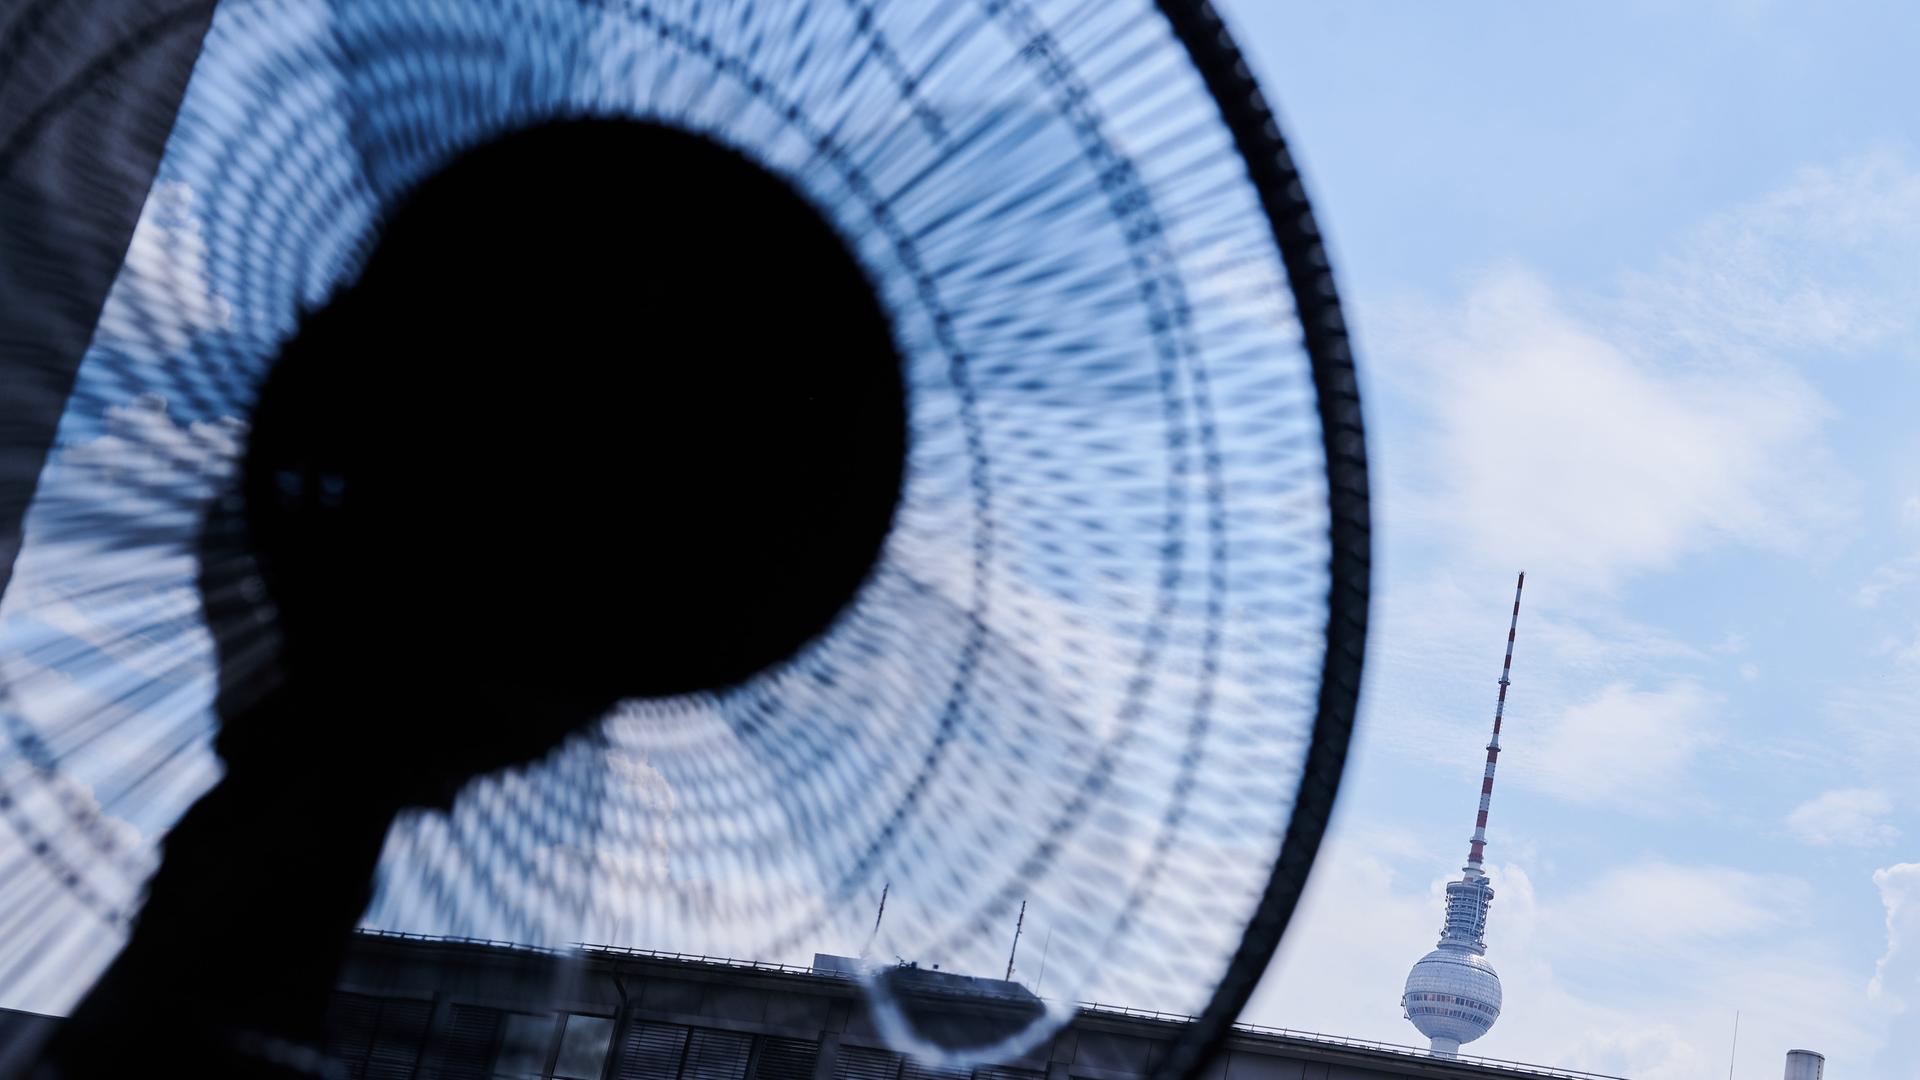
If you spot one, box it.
[1368,156,1920,602]
[1550,860,1803,948]
[1787,789,1900,848]
[1870,862,1920,1006]
[1521,682,1720,810]
[1824,671,1920,786]
[1857,553,1920,608]
[1860,862,1920,1077]
[1378,270,1843,593]
[1633,151,1920,360]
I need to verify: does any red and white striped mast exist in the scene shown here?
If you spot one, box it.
[1465,570,1524,877]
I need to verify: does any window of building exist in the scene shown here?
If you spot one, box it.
[750,1036,820,1080]
[324,992,433,1079]
[495,1012,559,1078]
[681,1028,754,1080]
[833,1044,904,1080]
[553,1014,615,1080]
[617,1021,692,1079]
[902,1060,969,1080]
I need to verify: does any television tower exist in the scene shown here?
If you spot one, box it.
[1401,572,1524,1056]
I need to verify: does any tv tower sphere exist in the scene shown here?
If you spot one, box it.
[1402,886,1503,1054]
[1402,572,1525,1056]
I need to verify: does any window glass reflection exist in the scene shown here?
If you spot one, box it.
[554,1014,614,1079]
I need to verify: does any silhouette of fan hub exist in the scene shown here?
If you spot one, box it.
[238,118,907,783]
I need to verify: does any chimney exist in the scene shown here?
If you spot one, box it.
[1784,1049,1825,1080]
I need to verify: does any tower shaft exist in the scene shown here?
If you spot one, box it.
[1466,571,1524,875]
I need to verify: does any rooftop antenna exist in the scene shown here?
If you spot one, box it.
[1467,570,1524,875]
[860,882,890,961]
[1035,928,1053,996]
[1727,1010,1739,1080]
[1005,900,1026,981]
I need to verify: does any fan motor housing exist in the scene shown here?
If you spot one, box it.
[233,118,909,790]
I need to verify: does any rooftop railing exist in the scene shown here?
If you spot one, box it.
[1075,1001,1627,1080]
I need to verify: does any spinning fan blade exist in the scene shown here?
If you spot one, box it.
[0,2,1369,1077]
[0,0,216,601]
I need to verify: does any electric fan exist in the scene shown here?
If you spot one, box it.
[0,1,1368,1077]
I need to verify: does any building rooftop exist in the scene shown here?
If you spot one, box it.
[2,931,1627,1079]
[354,930,1625,1080]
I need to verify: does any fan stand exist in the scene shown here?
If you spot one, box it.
[39,118,907,1077]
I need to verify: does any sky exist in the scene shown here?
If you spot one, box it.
[1220,3,1920,1077]
[6,2,1920,1077]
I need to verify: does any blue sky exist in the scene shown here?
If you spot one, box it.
[1222,3,1920,1077]
[6,3,1920,1076]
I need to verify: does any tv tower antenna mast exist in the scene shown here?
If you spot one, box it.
[1468,571,1524,876]
[1401,571,1525,1057]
